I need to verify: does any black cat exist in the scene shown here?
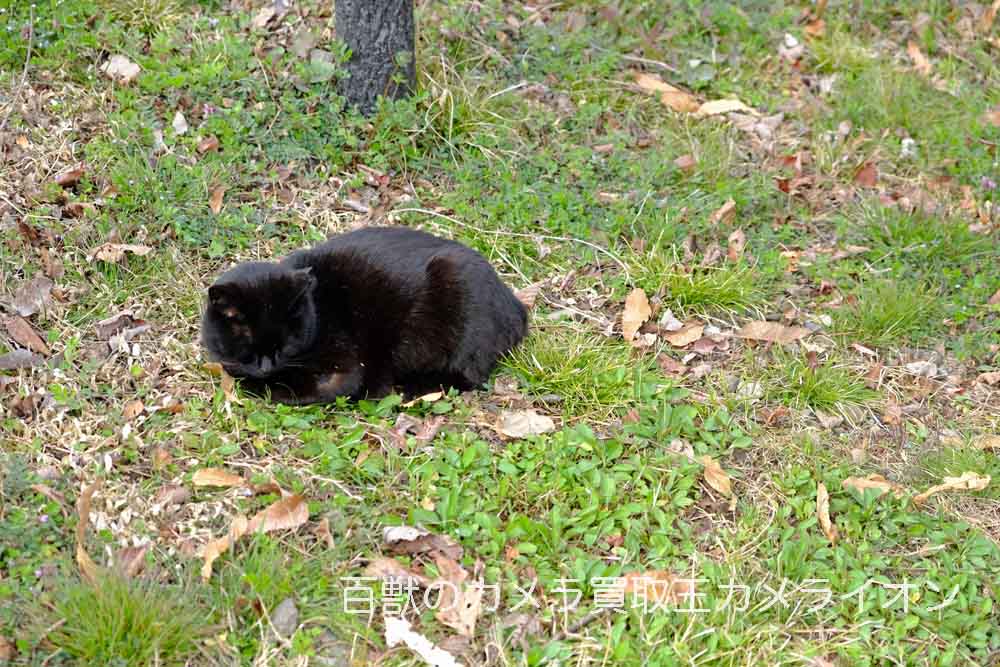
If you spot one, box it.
[201,226,528,404]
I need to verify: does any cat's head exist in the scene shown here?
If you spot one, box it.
[201,262,318,379]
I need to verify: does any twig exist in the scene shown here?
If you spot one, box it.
[550,607,613,642]
[0,5,35,134]
[616,52,679,74]
[391,207,631,284]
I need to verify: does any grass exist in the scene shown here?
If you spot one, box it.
[33,574,209,666]
[2,0,1000,665]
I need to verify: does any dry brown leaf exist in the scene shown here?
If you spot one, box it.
[209,186,225,214]
[698,455,732,497]
[984,106,1000,128]
[0,635,14,661]
[384,525,463,560]
[75,480,101,584]
[853,162,878,188]
[3,316,50,355]
[913,472,990,505]
[0,349,44,370]
[841,474,904,499]
[816,482,838,544]
[709,198,736,225]
[89,243,153,263]
[192,467,245,488]
[622,570,692,604]
[152,483,190,506]
[122,399,144,421]
[114,544,149,579]
[989,287,1000,305]
[633,72,700,113]
[697,98,756,117]
[54,165,86,188]
[499,409,555,438]
[197,135,220,154]
[674,154,697,171]
[726,228,746,262]
[621,287,652,342]
[95,311,146,340]
[433,554,483,637]
[515,282,542,309]
[314,516,335,548]
[364,556,431,587]
[664,322,705,348]
[201,515,248,581]
[883,401,903,426]
[978,371,1000,386]
[656,354,687,377]
[101,54,141,84]
[737,320,810,345]
[804,18,826,37]
[980,0,1000,32]
[251,5,276,29]
[976,435,1000,451]
[13,275,53,317]
[906,40,932,77]
[248,494,309,533]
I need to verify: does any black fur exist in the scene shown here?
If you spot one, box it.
[201,227,528,404]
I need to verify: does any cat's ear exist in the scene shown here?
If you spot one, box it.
[208,283,242,318]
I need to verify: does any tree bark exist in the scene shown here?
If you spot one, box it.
[335,0,415,115]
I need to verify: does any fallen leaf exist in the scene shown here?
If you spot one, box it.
[842,474,904,499]
[202,495,308,580]
[515,282,542,308]
[3,316,49,354]
[906,41,932,77]
[209,186,225,214]
[100,54,141,84]
[314,516,335,548]
[384,616,463,667]
[757,405,789,426]
[674,154,697,171]
[981,0,1000,32]
[697,98,756,117]
[114,544,149,579]
[804,18,825,37]
[726,228,746,262]
[364,556,431,587]
[853,162,878,188]
[977,371,1000,386]
[384,525,463,560]
[989,287,1000,305]
[192,467,245,488]
[656,354,687,377]
[709,198,736,225]
[621,287,652,342]
[75,481,102,584]
[976,435,1000,451]
[13,275,53,317]
[248,494,309,533]
[401,391,444,407]
[914,472,990,505]
[622,570,692,604]
[433,554,483,637]
[883,401,903,426]
[122,399,144,421]
[152,483,190,506]
[816,482,838,544]
[664,322,705,348]
[95,311,146,340]
[499,409,555,438]
[251,5,276,29]
[40,247,64,280]
[201,515,248,581]
[0,349,44,370]
[197,135,220,154]
[736,320,810,345]
[0,635,14,661]
[984,106,1000,128]
[88,243,153,263]
[54,165,86,188]
[172,110,189,135]
[633,72,700,113]
[698,455,732,497]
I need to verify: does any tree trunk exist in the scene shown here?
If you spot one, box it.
[334,0,415,115]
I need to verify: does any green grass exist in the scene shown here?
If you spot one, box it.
[32,574,209,666]
[2,0,1000,664]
